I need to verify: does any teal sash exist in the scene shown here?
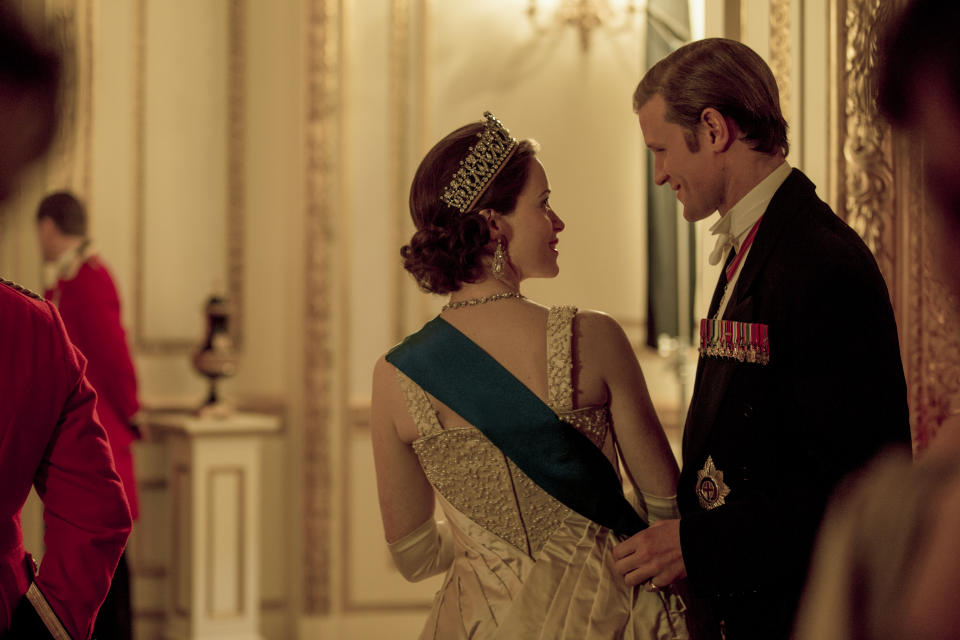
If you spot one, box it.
[386,316,646,538]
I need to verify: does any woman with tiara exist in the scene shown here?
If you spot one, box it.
[370,112,690,639]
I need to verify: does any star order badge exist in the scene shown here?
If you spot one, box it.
[696,455,731,510]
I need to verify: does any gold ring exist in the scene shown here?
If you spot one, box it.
[648,580,659,592]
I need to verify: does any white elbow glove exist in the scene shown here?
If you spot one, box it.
[387,517,453,582]
[640,491,680,524]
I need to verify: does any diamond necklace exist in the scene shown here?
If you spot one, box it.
[442,291,524,311]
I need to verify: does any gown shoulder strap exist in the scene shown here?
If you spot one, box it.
[394,369,444,438]
[546,305,578,411]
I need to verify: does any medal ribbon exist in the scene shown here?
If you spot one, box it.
[725,216,764,282]
[699,318,770,364]
[701,217,770,364]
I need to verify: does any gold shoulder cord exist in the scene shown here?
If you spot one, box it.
[0,277,42,300]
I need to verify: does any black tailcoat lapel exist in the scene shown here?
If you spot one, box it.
[676,168,911,640]
[682,170,800,469]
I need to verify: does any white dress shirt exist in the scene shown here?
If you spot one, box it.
[709,161,792,319]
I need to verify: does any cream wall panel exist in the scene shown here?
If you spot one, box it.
[425,1,647,328]
[140,0,229,344]
[801,0,830,202]
[702,0,730,36]
[235,0,303,408]
[741,0,771,66]
[241,11,305,627]
[92,0,137,339]
[345,0,395,398]
[689,0,706,39]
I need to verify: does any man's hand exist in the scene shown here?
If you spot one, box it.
[612,518,686,590]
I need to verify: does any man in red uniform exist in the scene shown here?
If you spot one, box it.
[37,191,140,640]
[0,5,131,640]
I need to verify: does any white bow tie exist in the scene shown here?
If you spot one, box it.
[708,232,736,266]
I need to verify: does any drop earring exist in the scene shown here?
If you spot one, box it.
[492,239,506,281]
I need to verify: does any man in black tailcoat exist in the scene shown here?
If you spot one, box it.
[612,38,911,640]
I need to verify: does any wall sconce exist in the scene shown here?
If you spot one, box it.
[527,0,639,52]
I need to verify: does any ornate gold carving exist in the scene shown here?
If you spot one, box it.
[831,0,960,451]
[769,0,791,125]
[833,0,896,292]
[896,132,927,452]
[133,0,247,354]
[918,243,960,451]
[303,0,340,615]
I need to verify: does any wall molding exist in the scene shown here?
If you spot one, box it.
[302,0,341,616]
[769,0,791,125]
[132,0,247,355]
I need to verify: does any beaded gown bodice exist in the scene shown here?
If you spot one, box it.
[393,305,690,640]
[396,305,615,557]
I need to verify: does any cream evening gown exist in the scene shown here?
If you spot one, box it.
[395,306,689,639]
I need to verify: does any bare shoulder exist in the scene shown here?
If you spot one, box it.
[373,352,392,377]
[574,308,631,350]
[372,353,401,394]
[371,354,402,424]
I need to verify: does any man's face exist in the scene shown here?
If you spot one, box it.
[637,94,722,222]
[36,217,60,262]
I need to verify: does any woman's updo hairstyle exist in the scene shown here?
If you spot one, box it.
[402,120,538,294]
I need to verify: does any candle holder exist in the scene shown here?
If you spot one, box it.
[191,295,238,417]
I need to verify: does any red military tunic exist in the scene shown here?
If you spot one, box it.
[45,252,141,520]
[0,279,132,639]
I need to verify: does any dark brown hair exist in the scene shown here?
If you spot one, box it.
[878,0,960,125]
[402,121,538,294]
[633,38,788,156]
[37,190,87,236]
[0,4,60,160]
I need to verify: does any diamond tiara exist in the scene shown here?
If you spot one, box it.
[440,111,519,214]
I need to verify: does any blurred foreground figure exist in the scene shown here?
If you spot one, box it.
[38,190,141,640]
[794,2,960,639]
[0,6,132,640]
